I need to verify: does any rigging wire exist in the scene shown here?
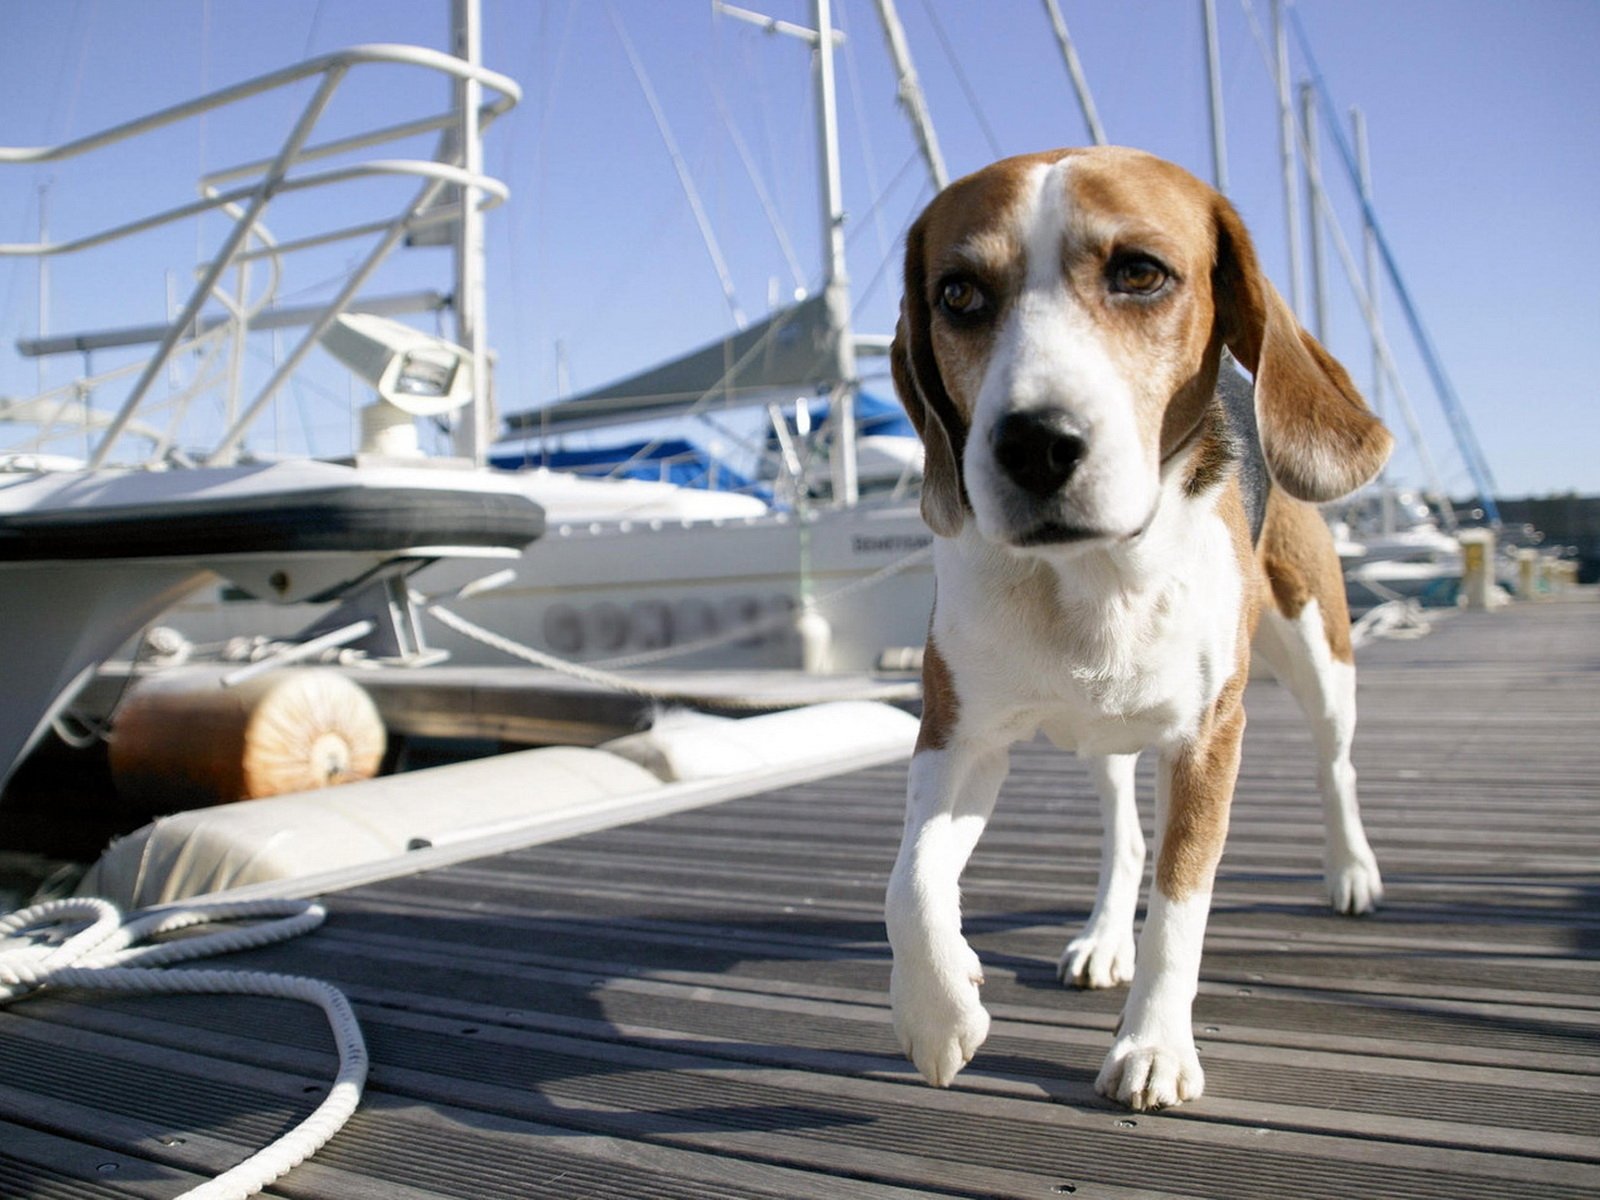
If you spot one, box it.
[835,2,894,269]
[1039,0,1108,146]
[708,85,808,293]
[300,0,328,58]
[603,0,748,331]
[846,151,931,319]
[915,0,1003,159]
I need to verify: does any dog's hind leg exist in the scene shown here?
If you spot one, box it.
[1254,601,1384,914]
[886,738,1009,1087]
[1059,752,1143,989]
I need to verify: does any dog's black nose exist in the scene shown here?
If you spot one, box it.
[992,410,1087,497]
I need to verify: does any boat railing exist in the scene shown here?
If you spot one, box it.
[0,43,520,468]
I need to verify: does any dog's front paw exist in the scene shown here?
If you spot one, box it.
[1058,924,1136,990]
[890,947,990,1087]
[1095,1033,1204,1111]
[1326,848,1383,915]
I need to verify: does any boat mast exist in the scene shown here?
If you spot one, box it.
[1299,82,1329,344]
[1041,0,1107,146]
[450,0,490,466]
[1271,0,1306,318]
[1350,105,1394,534]
[873,0,948,190]
[36,182,50,397]
[713,1,865,503]
[812,0,859,505]
[1201,0,1228,193]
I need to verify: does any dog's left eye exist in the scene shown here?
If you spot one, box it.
[938,278,988,318]
[1109,256,1171,297]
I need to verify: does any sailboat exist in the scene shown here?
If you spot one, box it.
[7,0,1516,722]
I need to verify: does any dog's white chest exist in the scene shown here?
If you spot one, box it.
[936,510,1243,756]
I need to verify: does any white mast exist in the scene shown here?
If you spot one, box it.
[1299,81,1328,343]
[1271,0,1306,318]
[1041,0,1107,145]
[714,0,859,503]
[873,0,948,190]
[813,0,858,505]
[35,181,49,397]
[450,0,489,465]
[1201,0,1228,193]
[1350,105,1393,533]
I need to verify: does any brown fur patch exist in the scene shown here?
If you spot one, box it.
[1258,491,1354,663]
[1179,398,1236,499]
[1155,683,1246,900]
[916,634,960,753]
[1212,204,1393,502]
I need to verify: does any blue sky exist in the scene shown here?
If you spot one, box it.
[1,1,1595,498]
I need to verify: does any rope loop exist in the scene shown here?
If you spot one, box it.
[0,895,364,1200]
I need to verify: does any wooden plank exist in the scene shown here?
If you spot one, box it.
[0,1121,204,1200]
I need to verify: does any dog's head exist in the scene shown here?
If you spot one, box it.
[891,146,1392,546]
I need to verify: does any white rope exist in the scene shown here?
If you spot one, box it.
[0,897,366,1200]
[1350,596,1434,648]
[420,598,920,709]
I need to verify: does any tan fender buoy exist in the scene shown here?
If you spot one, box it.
[110,666,385,813]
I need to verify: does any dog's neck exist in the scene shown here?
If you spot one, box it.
[945,450,1239,683]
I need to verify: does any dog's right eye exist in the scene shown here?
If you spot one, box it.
[938,278,988,319]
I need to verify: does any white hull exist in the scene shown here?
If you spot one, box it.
[161,487,938,675]
[0,460,542,785]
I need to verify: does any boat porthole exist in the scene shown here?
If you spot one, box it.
[543,604,584,655]
[628,600,672,650]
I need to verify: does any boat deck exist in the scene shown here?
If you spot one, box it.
[4,598,1599,1198]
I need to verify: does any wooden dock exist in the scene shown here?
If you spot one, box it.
[3,598,1598,1198]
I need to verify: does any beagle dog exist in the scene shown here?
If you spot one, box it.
[885,146,1391,1111]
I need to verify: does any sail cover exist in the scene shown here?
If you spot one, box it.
[501,292,849,437]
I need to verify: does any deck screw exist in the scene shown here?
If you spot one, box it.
[1115,1118,1137,1128]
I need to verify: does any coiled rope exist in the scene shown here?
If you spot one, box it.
[0,897,366,1199]
[1350,596,1435,648]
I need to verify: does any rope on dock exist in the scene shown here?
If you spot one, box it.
[421,597,922,710]
[1350,596,1436,648]
[0,896,365,1200]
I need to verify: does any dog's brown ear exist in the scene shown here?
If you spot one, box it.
[1213,198,1392,503]
[891,218,968,537]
